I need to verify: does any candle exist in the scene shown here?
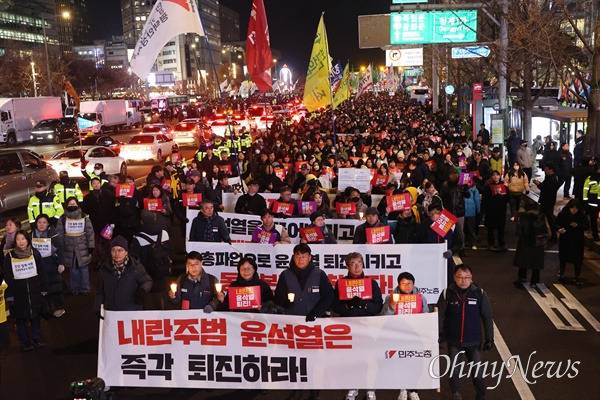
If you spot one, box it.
[215,283,223,293]
[170,283,177,293]
[359,212,364,220]
[202,171,207,177]
[392,293,400,303]
[287,293,295,302]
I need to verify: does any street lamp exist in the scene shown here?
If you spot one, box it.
[61,10,71,20]
[40,10,72,96]
[360,65,366,72]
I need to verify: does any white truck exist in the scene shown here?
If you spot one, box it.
[0,97,63,145]
[79,100,141,134]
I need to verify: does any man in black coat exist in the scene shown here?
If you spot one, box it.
[189,200,231,242]
[558,143,573,198]
[234,181,267,215]
[95,236,152,312]
[533,165,561,240]
[437,265,493,400]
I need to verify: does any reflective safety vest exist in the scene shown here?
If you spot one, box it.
[241,135,252,149]
[53,182,83,204]
[27,193,64,222]
[196,151,206,162]
[583,175,600,207]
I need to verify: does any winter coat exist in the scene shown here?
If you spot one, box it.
[394,214,421,244]
[95,256,152,311]
[331,274,383,317]
[115,195,141,233]
[558,151,573,176]
[490,157,503,175]
[482,183,508,227]
[82,186,115,234]
[440,181,470,218]
[464,187,481,218]
[56,210,95,269]
[219,273,274,312]
[3,248,47,319]
[189,213,231,242]
[381,286,429,315]
[504,172,529,194]
[353,221,394,244]
[556,208,586,265]
[32,227,64,295]
[170,271,219,310]
[234,193,267,216]
[437,283,493,347]
[513,210,549,270]
[573,138,584,167]
[538,174,561,213]
[517,147,534,169]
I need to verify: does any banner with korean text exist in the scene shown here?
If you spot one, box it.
[98,310,439,389]
[185,242,447,303]
[186,210,363,244]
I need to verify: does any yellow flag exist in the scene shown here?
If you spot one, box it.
[333,64,350,109]
[303,15,332,112]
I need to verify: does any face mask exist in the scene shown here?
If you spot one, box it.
[66,206,78,212]
[255,149,260,154]
[94,169,102,175]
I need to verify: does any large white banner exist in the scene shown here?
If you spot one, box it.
[98,310,439,389]
[130,0,205,80]
[221,193,385,213]
[186,210,362,244]
[185,242,447,303]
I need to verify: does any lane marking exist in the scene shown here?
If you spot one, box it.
[493,323,536,400]
[554,284,600,332]
[523,283,585,331]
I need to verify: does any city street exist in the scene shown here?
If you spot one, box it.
[1,213,599,400]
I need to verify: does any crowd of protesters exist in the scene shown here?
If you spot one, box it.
[0,91,593,400]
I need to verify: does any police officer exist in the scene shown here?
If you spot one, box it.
[583,164,600,241]
[437,265,494,400]
[52,171,83,205]
[27,180,64,224]
[274,244,334,321]
[81,162,108,190]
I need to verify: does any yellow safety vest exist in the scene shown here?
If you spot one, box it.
[0,280,7,323]
[27,194,64,222]
[53,182,83,204]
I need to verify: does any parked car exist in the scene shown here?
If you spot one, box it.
[46,146,127,179]
[0,149,58,211]
[30,118,78,144]
[119,133,176,162]
[66,135,124,155]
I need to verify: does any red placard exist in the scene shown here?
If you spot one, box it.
[366,225,391,244]
[161,179,171,191]
[459,172,473,186]
[430,209,457,238]
[338,278,373,300]
[294,161,308,173]
[471,170,481,179]
[116,183,134,198]
[297,201,317,216]
[144,198,164,212]
[426,160,436,170]
[282,163,292,174]
[274,168,286,181]
[335,202,356,216]
[394,293,424,315]
[371,174,389,187]
[386,193,412,212]
[219,164,233,175]
[228,285,261,310]
[182,193,202,207]
[491,184,508,195]
[271,201,294,217]
[300,226,325,243]
[322,166,336,177]
[349,156,361,165]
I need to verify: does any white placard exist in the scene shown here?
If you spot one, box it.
[11,256,38,280]
[31,238,52,258]
[337,168,372,193]
[65,218,86,236]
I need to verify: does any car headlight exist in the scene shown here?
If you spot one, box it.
[47,134,54,138]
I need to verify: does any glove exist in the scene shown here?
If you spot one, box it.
[482,341,494,351]
[305,311,317,322]
[443,250,453,259]
[203,304,214,314]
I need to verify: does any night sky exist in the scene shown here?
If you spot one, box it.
[91,0,390,74]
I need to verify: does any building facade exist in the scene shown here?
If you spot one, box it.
[56,0,91,53]
[219,5,240,44]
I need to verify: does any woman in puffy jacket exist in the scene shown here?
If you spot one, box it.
[504,162,530,221]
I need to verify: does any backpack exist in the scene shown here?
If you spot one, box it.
[134,231,172,281]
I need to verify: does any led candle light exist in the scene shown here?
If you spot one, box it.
[170,283,177,293]
[288,293,295,302]
[215,283,223,293]
[392,293,400,303]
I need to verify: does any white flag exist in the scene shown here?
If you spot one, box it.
[130,0,205,80]
[356,65,373,97]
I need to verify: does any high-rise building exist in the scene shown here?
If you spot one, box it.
[219,5,240,44]
[0,0,59,57]
[120,0,222,86]
[56,0,91,52]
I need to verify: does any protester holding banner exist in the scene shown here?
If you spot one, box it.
[353,208,393,244]
[440,171,469,255]
[251,209,291,245]
[234,181,267,216]
[213,173,238,211]
[142,184,173,231]
[332,252,383,317]
[271,185,297,218]
[82,177,115,263]
[95,236,152,312]
[273,244,334,321]
[114,175,141,242]
[56,198,95,295]
[189,200,231,243]
[437,265,493,400]
[32,214,65,318]
[218,257,274,312]
[300,211,337,244]
[2,231,47,351]
[482,171,509,252]
[168,251,221,312]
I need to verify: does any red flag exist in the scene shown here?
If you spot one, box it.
[246,0,273,92]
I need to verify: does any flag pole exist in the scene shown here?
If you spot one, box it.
[321,12,337,165]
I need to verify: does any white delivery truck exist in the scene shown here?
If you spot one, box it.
[0,97,63,145]
[79,100,141,134]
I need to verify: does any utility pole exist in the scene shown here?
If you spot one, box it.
[498,0,509,123]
